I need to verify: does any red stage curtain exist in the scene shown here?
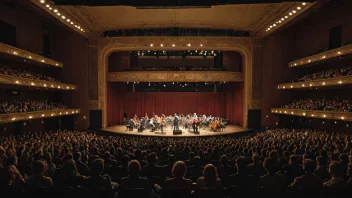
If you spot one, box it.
[107,83,244,127]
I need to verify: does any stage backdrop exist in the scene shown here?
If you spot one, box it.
[107,83,243,127]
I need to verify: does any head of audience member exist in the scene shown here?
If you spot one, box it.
[302,159,316,174]
[33,160,46,176]
[264,158,276,175]
[236,156,247,174]
[60,159,79,178]
[220,155,228,166]
[252,154,260,165]
[172,161,187,179]
[147,152,158,166]
[329,161,345,178]
[91,159,104,176]
[202,164,219,185]
[128,160,142,178]
[316,156,327,167]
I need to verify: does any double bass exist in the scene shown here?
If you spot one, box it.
[209,118,221,131]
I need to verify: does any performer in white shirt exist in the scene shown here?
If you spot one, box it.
[149,117,155,132]
[193,113,198,120]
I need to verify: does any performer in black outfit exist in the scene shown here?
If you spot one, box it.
[173,113,179,130]
[192,119,199,134]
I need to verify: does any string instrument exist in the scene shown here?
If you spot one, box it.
[188,119,201,125]
[209,119,221,131]
[133,114,137,127]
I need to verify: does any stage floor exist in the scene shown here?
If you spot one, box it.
[101,125,248,137]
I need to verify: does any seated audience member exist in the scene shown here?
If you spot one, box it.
[247,154,265,178]
[74,152,89,175]
[314,156,330,181]
[227,156,257,187]
[217,155,236,186]
[347,163,352,186]
[0,165,25,192]
[162,161,192,190]
[290,159,322,192]
[119,160,150,192]
[257,158,286,191]
[26,160,53,189]
[56,159,86,187]
[187,156,204,182]
[142,152,165,179]
[196,164,223,189]
[84,159,113,190]
[282,155,304,183]
[323,161,349,192]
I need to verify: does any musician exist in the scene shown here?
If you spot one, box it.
[150,117,156,132]
[173,113,179,130]
[127,118,134,131]
[192,119,199,134]
[145,113,149,121]
[193,113,198,120]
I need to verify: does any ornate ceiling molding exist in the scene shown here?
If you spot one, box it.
[0,109,80,124]
[107,71,244,83]
[271,108,352,121]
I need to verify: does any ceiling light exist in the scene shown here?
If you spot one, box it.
[273,24,277,27]
[302,2,306,6]
[54,9,58,13]
[150,44,153,47]
[292,10,296,13]
[187,44,191,47]
[172,44,175,47]
[281,18,284,20]
[61,16,65,19]
[46,4,50,7]
[70,22,73,24]
[297,7,301,10]
[289,12,293,15]
[278,20,282,23]
[200,44,203,47]
[57,13,61,16]
[49,7,52,10]
[270,25,273,28]
[67,19,70,22]
[40,0,45,3]
[285,16,288,18]
[160,44,163,47]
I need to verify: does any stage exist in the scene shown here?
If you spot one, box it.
[100,125,250,137]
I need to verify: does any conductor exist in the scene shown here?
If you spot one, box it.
[173,113,179,130]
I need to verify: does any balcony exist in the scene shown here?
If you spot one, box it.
[0,42,63,68]
[107,71,244,82]
[271,108,352,121]
[0,109,80,124]
[277,75,352,89]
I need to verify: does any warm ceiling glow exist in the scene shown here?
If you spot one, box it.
[297,7,301,10]
[172,44,175,47]
[292,10,296,14]
[285,16,288,18]
[289,12,293,15]
[54,9,58,13]
[200,44,203,47]
[160,44,163,47]
[187,44,191,47]
[302,2,307,6]
[40,0,45,3]
[61,16,65,19]
[150,44,153,47]
[46,4,50,7]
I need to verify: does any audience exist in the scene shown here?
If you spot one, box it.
[0,100,67,114]
[0,65,59,82]
[0,128,351,196]
[294,66,352,82]
[282,98,352,112]
[125,66,226,72]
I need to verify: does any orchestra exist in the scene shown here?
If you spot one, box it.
[125,113,227,133]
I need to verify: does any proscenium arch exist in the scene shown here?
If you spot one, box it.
[97,37,253,129]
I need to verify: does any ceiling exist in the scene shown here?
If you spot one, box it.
[58,2,312,36]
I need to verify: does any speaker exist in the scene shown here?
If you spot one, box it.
[248,110,261,130]
[173,130,182,135]
[89,110,102,129]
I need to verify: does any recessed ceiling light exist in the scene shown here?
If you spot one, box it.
[297,6,301,10]
[285,16,288,18]
[46,4,50,7]
[187,43,191,47]
[302,2,306,6]
[289,12,292,15]
[67,19,70,22]
[150,44,153,47]
[70,22,74,24]
[172,44,175,47]
[160,44,163,47]
[292,10,296,13]
[40,0,45,3]
[61,16,65,19]
[200,44,203,47]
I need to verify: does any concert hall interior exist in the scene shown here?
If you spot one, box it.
[2,0,352,196]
